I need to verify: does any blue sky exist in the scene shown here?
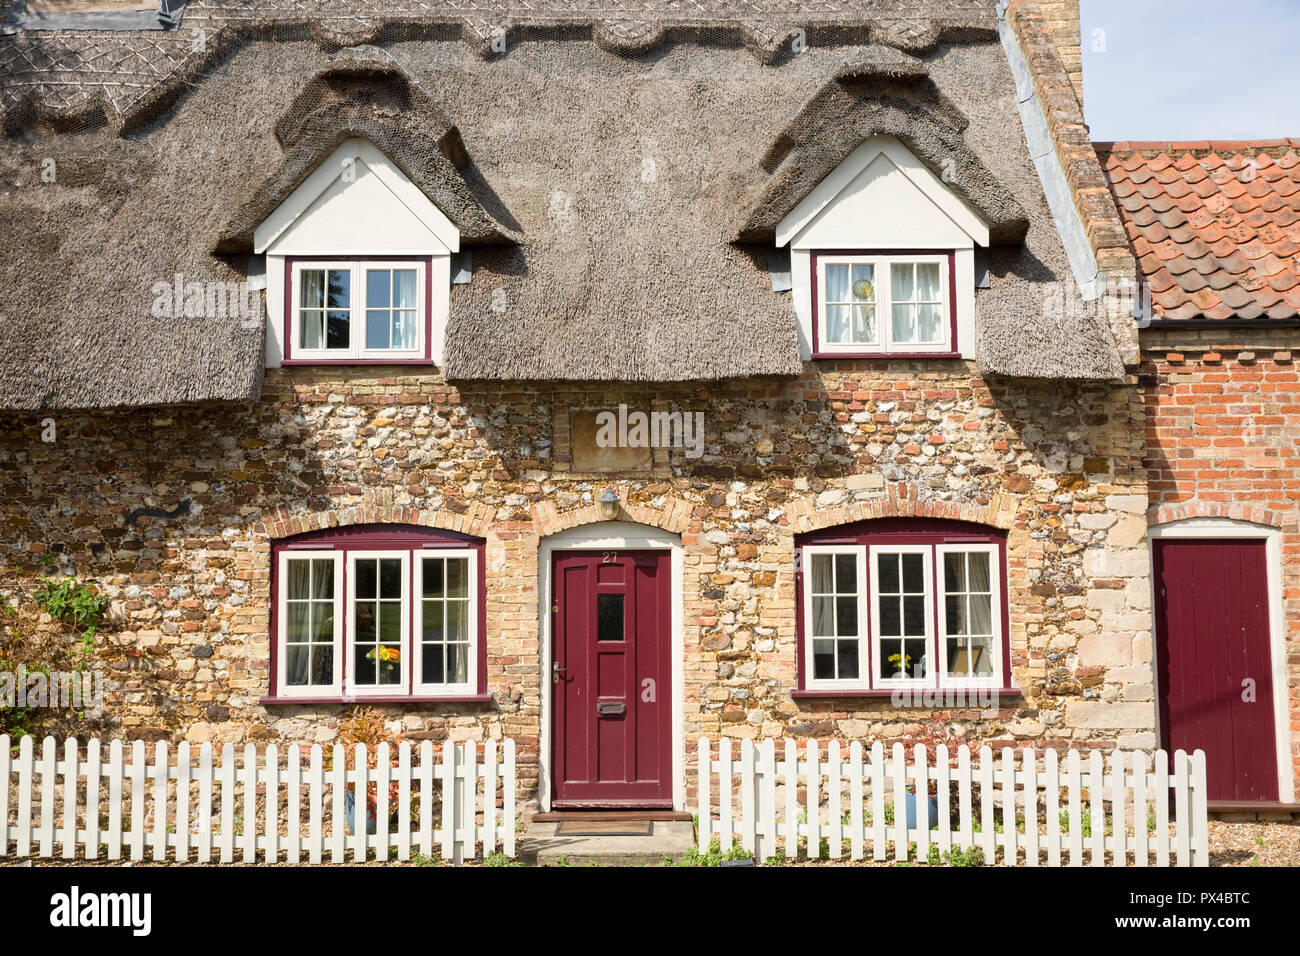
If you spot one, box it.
[1081,0,1300,141]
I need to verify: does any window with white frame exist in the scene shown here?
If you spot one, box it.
[288,260,426,362]
[798,522,1006,693]
[272,526,481,700]
[814,253,952,355]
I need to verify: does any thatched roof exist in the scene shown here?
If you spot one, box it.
[0,0,1125,409]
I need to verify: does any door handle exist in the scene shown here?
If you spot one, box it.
[596,701,626,716]
[552,661,568,685]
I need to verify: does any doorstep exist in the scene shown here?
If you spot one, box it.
[1207,800,1300,822]
[520,816,697,866]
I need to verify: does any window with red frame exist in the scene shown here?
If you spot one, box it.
[811,252,956,358]
[795,519,1010,694]
[266,524,486,702]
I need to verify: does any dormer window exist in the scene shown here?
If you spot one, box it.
[814,252,954,355]
[287,259,429,362]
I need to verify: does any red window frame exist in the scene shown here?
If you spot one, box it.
[810,249,960,360]
[281,256,435,365]
[792,518,1016,698]
[261,523,490,705]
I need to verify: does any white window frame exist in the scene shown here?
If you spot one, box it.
[801,545,869,693]
[413,548,479,696]
[289,259,426,362]
[345,550,411,698]
[274,550,344,699]
[816,253,951,355]
[936,543,1003,687]
[868,544,935,688]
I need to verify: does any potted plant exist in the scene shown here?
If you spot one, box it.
[328,707,407,835]
[886,651,911,679]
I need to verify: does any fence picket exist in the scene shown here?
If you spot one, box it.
[784,740,798,858]
[890,742,906,862]
[759,739,777,862]
[176,742,191,863]
[62,738,78,860]
[440,740,455,862]
[418,741,434,859]
[153,741,169,862]
[354,742,370,864]
[1066,749,1082,866]
[1153,749,1170,867]
[999,748,1015,866]
[849,741,863,861]
[38,736,56,858]
[374,742,390,863]
[807,740,821,858]
[869,742,885,861]
[956,746,972,850]
[718,739,732,852]
[105,738,122,860]
[1133,751,1147,868]
[285,744,300,864]
[308,745,323,865]
[826,741,842,860]
[479,740,493,858]
[935,744,951,855]
[397,741,412,861]
[697,738,710,853]
[1173,751,1190,865]
[265,743,279,864]
[330,744,346,864]
[1088,749,1104,867]
[218,743,235,864]
[0,736,11,857]
[1044,749,1060,867]
[913,744,930,860]
[977,747,994,862]
[197,743,212,864]
[240,744,257,862]
[1190,751,1208,867]
[1023,749,1038,867]
[739,739,755,855]
[1109,750,1126,867]
[461,741,477,861]
[502,739,516,859]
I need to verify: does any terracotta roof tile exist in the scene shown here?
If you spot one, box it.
[1098,141,1300,321]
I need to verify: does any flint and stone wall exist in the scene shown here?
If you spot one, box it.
[0,362,1153,809]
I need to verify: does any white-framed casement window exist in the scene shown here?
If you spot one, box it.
[277,550,345,698]
[802,546,869,691]
[814,253,952,355]
[414,550,477,695]
[289,260,425,361]
[797,525,1007,693]
[271,529,482,700]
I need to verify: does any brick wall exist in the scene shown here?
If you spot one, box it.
[1143,328,1300,795]
[0,363,1151,810]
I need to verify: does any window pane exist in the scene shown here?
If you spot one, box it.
[447,644,468,684]
[597,594,623,641]
[838,639,859,679]
[917,304,944,343]
[903,595,926,635]
[967,552,991,592]
[378,647,401,685]
[878,554,899,594]
[833,553,856,592]
[286,604,309,643]
[945,594,965,635]
[917,262,942,300]
[810,553,832,593]
[812,596,834,637]
[300,270,325,308]
[423,646,445,684]
[445,601,467,642]
[354,646,375,685]
[366,310,391,349]
[943,552,964,592]
[851,304,875,343]
[378,601,402,642]
[881,639,906,677]
[379,559,403,598]
[825,263,849,302]
[355,560,377,600]
[287,559,311,599]
[445,558,468,598]
[880,595,901,636]
[393,310,418,350]
[366,269,391,309]
[902,554,925,592]
[299,311,323,350]
[311,559,334,599]
[905,638,928,677]
[813,640,835,680]
[311,603,334,642]
[312,646,334,685]
[326,311,350,349]
[286,646,310,686]
[354,602,377,642]
[891,262,914,301]
[825,304,849,343]
[423,558,444,598]
[969,592,992,636]
[326,270,350,308]
[422,600,444,642]
[970,635,993,675]
[835,596,857,636]
[850,263,875,301]
[891,304,916,343]
[394,269,418,308]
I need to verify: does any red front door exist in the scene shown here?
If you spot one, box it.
[1154,539,1278,801]
[552,549,672,807]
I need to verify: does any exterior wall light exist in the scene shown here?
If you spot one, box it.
[598,488,620,520]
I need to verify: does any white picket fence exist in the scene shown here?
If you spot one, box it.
[697,739,1209,866]
[0,735,516,863]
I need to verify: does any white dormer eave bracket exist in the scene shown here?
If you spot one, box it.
[774,135,991,249]
[252,138,460,255]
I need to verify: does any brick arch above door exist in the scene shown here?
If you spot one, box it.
[528,492,696,539]
[1147,500,1295,532]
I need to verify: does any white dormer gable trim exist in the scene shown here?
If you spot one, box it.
[780,136,990,362]
[776,135,990,249]
[254,138,460,255]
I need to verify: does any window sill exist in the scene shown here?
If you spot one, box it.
[791,687,1021,701]
[811,351,961,361]
[279,358,434,366]
[259,693,493,707]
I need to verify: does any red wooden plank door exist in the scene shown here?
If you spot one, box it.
[552,549,672,807]
[1154,538,1278,801]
